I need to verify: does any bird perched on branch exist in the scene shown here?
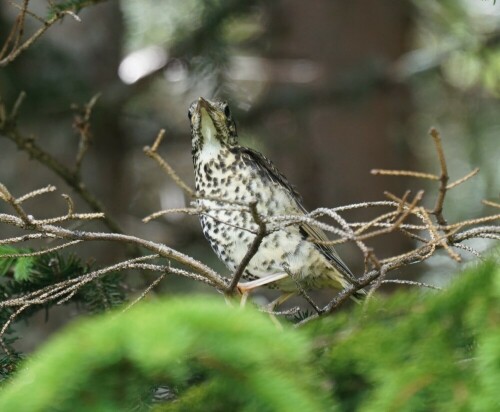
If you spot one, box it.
[189,97,363,305]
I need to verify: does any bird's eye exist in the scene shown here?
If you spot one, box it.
[188,111,193,121]
[223,104,231,118]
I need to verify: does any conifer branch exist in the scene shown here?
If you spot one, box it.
[0,0,106,66]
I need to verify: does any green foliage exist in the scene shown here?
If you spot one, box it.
[0,246,34,280]
[0,297,327,412]
[47,0,105,18]
[0,260,499,410]
[0,246,126,378]
[307,260,500,411]
[0,247,125,316]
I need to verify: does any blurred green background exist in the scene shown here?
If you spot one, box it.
[0,0,499,350]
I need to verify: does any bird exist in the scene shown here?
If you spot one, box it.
[188,97,363,306]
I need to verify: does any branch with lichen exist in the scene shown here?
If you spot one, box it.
[0,0,108,67]
[0,126,498,348]
[144,127,499,323]
[0,181,228,354]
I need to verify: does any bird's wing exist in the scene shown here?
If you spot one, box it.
[239,147,355,281]
[239,147,302,200]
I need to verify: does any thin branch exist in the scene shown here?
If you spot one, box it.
[0,13,64,67]
[144,129,195,197]
[380,279,442,290]
[444,214,500,230]
[370,169,439,180]
[9,91,26,120]
[143,207,202,223]
[0,121,124,235]
[482,199,500,209]
[429,127,449,227]
[0,233,53,245]
[226,202,267,294]
[16,184,56,203]
[122,271,167,312]
[452,243,482,258]
[0,239,82,258]
[447,167,480,189]
[283,264,322,314]
[0,255,161,310]
[0,183,34,225]
[74,93,100,173]
[0,118,497,331]
[0,0,106,66]
[0,304,29,357]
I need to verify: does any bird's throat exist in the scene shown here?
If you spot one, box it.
[201,109,218,145]
[198,109,222,160]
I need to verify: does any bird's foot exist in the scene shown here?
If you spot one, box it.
[237,272,289,294]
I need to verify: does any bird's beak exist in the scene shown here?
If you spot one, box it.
[197,97,210,111]
[196,97,218,143]
[197,97,216,118]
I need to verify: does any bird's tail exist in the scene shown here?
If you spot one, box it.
[327,268,366,304]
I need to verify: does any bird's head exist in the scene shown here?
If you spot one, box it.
[188,97,238,154]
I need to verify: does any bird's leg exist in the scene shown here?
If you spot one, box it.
[224,294,235,307]
[237,272,289,294]
[239,291,249,308]
[236,273,289,308]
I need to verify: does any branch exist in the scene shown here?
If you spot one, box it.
[226,202,267,294]
[0,94,126,236]
[0,0,106,66]
[429,128,449,227]
[143,130,194,197]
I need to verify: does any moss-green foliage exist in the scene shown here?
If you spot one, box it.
[307,260,500,411]
[0,261,498,411]
[0,297,327,412]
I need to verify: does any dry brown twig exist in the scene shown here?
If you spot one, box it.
[144,129,195,197]
[73,93,101,173]
[0,91,125,236]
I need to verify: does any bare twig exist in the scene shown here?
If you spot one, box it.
[0,239,82,258]
[380,279,442,290]
[122,271,167,312]
[371,169,439,180]
[0,12,65,67]
[283,264,323,314]
[0,0,105,66]
[0,120,498,336]
[226,202,267,294]
[16,185,56,203]
[0,304,29,356]
[74,93,100,173]
[144,129,195,197]
[9,91,26,120]
[429,127,449,227]
[0,109,124,235]
[447,168,480,189]
[482,199,500,209]
[143,207,202,222]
